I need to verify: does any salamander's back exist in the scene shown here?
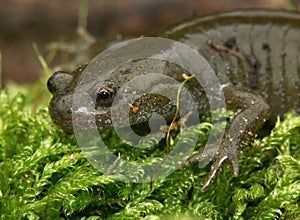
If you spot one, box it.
[155,10,300,119]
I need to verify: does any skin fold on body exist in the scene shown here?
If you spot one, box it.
[47,10,300,191]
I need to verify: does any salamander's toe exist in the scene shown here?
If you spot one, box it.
[200,146,240,192]
[181,141,241,192]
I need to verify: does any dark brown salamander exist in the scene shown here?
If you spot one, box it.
[48,10,300,191]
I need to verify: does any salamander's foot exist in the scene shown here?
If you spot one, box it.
[182,87,270,191]
[181,138,240,192]
[200,142,240,192]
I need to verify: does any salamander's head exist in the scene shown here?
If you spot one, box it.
[47,37,208,135]
[47,59,197,135]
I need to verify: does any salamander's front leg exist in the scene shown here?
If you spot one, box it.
[182,87,271,191]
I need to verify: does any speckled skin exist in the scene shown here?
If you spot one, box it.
[48,10,300,191]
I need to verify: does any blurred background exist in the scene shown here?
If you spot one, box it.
[0,0,299,86]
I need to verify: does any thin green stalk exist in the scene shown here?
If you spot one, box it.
[166,74,195,153]
[32,43,52,77]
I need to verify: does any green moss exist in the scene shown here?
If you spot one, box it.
[0,83,300,219]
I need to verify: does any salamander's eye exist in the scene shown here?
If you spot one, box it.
[95,86,115,108]
[98,90,110,99]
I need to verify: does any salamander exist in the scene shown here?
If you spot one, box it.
[47,10,300,191]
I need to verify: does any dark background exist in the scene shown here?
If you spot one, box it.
[0,0,298,85]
